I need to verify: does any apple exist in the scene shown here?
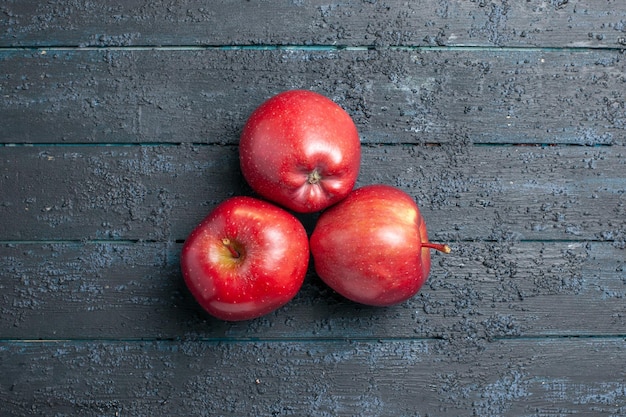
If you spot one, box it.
[310,184,450,307]
[180,196,309,321]
[239,89,361,213]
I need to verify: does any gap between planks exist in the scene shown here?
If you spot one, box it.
[0,238,619,245]
[1,334,625,345]
[0,142,617,148]
[2,45,626,52]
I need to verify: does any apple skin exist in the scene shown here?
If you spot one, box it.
[310,184,449,307]
[180,196,309,321]
[239,89,361,213]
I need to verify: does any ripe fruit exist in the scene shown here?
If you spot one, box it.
[310,184,450,307]
[180,196,309,321]
[239,89,361,213]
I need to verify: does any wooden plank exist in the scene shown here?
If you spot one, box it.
[1,241,624,339]
[365,144,626,243]
[1,0,625,48]
[0,145,244,241]
[0,338,624,416]
[1,48,624,145]
[1,144,624,242]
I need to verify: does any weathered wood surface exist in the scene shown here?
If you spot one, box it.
[1,145,624,242]
[2,0,626,48]
[2,1,626,416]
[1,48,624,145]
[1,338,625,417]
[1,241,624,340]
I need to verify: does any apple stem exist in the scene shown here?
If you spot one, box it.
[422,242,451,254]
[222,238,240,258]
[307,169,322,185]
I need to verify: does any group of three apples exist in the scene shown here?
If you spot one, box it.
[181,90,450,321]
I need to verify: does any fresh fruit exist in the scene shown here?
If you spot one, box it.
[310,184,450,307]
[181,196,309,321]
[239,89,361,213]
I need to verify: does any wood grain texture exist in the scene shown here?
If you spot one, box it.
[1,0,626,48]
[1,241,624,339]
[1,48,624,145]
[2,1,626,415]
[2,144,624,242]
[1,338,624,417]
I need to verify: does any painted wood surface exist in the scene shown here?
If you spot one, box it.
[2,145,625,242]
[1,1,625,416]
[2,0,626,48]
[1,339,624,416]
[1,240,624,340]
[1,49,624,145]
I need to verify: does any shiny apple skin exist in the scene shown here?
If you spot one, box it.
[239,89,361,213]
[310,184,433,307]
[181,196,309,321]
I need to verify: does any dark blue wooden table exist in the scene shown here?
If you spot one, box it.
[1,1,625,415]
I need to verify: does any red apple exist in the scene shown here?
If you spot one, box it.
[310,184,450,307]
[239,89,361,213]
[181,196,309,321]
